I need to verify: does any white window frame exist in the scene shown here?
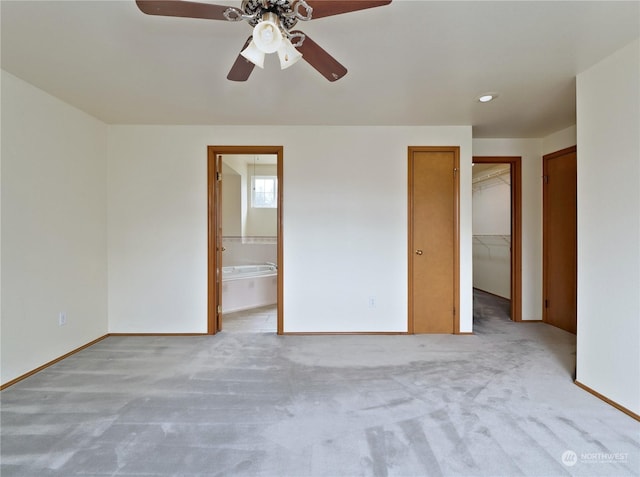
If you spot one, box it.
[251,175,278,208]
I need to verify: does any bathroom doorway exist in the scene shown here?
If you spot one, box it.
[207,146,283,335]
[472,156,522,324]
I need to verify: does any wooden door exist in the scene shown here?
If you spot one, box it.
[409,147,460,334]
[215,154,223,332]
[207,152,224,334]
[543,146,577,334]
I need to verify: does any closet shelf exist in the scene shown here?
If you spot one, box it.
[472,168,510,191]
[473,235,511,251]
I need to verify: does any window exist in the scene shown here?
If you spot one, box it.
[251,176,278,208]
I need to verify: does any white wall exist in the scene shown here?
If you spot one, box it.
[221,161,277,268]
[542,125,577,155]
[1,70,108,385]
[472,172,511,236]
[472,139,543,320]
[221,163,242,236]
[221,158,277,237]
[107,126,473,333]
[576,39,640,415]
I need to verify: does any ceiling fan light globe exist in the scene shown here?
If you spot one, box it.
[240,40,265,68]
[260,28,274,43]
[278,38,302,70]
[253,20,283,54]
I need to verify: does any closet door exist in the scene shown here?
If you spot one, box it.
[408,147,460,334]
[543,146,577,334]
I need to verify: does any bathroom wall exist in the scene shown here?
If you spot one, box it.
[221,162,242,236]
[221,159,277,266]
[244,164,278,237]
[222,238,277,268]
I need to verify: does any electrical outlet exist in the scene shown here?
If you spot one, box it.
[368,297,376,308]
[58,312,67,326]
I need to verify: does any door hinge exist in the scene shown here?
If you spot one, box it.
[453,307,456,316]
[545,299,549,308]
[453,168,458,175]
[543,175,549,184]
[217,305,222,314]
[216,172,222,181]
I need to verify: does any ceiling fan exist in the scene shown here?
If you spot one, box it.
[135,0,391,81]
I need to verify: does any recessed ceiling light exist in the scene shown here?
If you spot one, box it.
[477,93,499,103]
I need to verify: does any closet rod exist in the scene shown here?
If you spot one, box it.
[472,168,510,184]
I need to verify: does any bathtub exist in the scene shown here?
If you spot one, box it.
[222,263,277,313]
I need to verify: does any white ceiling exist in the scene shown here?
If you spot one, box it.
[2,0,638,137]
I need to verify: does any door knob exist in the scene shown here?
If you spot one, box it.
[415,249,423,255]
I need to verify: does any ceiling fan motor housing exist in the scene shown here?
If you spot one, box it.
[242,0,299,29]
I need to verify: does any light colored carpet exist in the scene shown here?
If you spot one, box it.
[1,293,639,476]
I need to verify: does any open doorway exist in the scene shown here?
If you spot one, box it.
[472,156,522,328]
[208,146,283,335]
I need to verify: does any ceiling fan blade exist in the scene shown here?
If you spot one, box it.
[136,0,231,20]
[227,37,256,81]
[295,32,347,81]
[304,0,391,19]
